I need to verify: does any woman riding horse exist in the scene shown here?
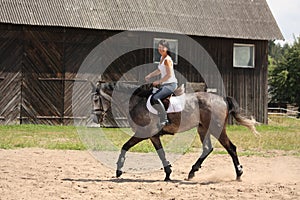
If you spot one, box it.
[91,81,259,181]
[145,40,178,127]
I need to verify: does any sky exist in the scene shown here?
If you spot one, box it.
[266,0,300,45]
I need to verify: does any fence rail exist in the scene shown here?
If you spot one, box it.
[268,107,300,119]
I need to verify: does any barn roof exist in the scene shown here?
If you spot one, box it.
[0,0,283,40]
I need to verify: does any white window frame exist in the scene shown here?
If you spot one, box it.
[233,43,255,68]
[153,38,178,64]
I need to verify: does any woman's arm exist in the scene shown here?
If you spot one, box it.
[145,69,161,82]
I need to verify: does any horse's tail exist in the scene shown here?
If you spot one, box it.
[226,97,260,136]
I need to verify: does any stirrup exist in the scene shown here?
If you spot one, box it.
[160,119,170,126]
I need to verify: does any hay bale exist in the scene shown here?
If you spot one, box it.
[186,82,207,93]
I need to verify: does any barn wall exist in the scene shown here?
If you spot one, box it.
[21,26,65,124]
[0,24,23,124]
[190,36,268,123]
[0,24,118,125]
[98,32,269,123]
[0,24,268,125]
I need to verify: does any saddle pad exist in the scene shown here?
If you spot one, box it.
[146,94,186,115]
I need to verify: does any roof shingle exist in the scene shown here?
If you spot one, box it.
[0,0,284,40]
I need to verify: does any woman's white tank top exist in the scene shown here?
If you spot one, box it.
[158,55,178,84]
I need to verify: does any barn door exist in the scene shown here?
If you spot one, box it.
[21,27,64,125]
[0,27,23,124]
[63,29,103,125]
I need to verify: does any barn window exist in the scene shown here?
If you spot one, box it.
[233,44,255,68]
[153,38,178,64]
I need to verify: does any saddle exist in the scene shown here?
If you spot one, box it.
[161,84,185,109]
[147,84,186,114]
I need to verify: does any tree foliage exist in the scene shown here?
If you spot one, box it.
[268,37,300,112]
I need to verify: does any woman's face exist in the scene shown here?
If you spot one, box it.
[158,44,168,56]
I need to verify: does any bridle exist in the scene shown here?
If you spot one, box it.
[91,81,152,124]
[91,81,110,124]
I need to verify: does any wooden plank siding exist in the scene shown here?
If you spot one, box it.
[63,29,103,125]
[194,37,268,123]
[0,24,268,125]
[21,27,64,124]
[0,25,23,124]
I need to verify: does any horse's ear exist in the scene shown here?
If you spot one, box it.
[90,81,96,92]
[90,81,103,93]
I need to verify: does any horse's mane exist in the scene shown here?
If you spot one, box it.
[132,84,153,97]
[102,82,153,98]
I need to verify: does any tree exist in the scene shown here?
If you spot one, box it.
[268,37,300,116]
[268,40,284,62]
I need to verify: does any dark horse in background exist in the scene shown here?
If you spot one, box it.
[91,81,259,181]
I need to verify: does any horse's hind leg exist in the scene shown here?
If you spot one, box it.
[116,136,144,178]
[188,125,213,180]
[150,135,172,181]
[218,128,243,180]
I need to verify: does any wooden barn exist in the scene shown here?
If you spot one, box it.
[0,0,283,125]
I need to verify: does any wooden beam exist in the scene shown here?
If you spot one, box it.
[38,78,88,82]
[36,116,87,119]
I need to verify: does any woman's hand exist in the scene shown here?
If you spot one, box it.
[152,80,160,86]
[145,75,151,82]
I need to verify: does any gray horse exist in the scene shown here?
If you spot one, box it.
[91,81,259,181]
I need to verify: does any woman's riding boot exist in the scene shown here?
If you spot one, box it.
[152,99,169,126]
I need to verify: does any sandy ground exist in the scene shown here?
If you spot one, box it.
[0,148,299,200]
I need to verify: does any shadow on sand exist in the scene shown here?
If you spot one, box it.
[62,177,238,185]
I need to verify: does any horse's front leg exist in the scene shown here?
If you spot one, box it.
[150,135,172,181]
[116,136,144,178]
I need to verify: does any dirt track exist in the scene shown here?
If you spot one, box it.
[0,148,299,200]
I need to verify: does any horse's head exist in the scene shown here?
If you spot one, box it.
[90,80,112,124]
[90,81,153,125]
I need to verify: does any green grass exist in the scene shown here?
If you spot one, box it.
[0,116,299,156]
[0,125,85,150]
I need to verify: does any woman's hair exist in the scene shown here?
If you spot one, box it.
[158,39,171,56]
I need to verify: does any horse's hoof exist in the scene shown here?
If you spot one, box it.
[236,165,243,177]
[116,170,122,178]
[187,172,195,180]
[164,165,172,174]
[164,177,171,182]
[236,176,242,182]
